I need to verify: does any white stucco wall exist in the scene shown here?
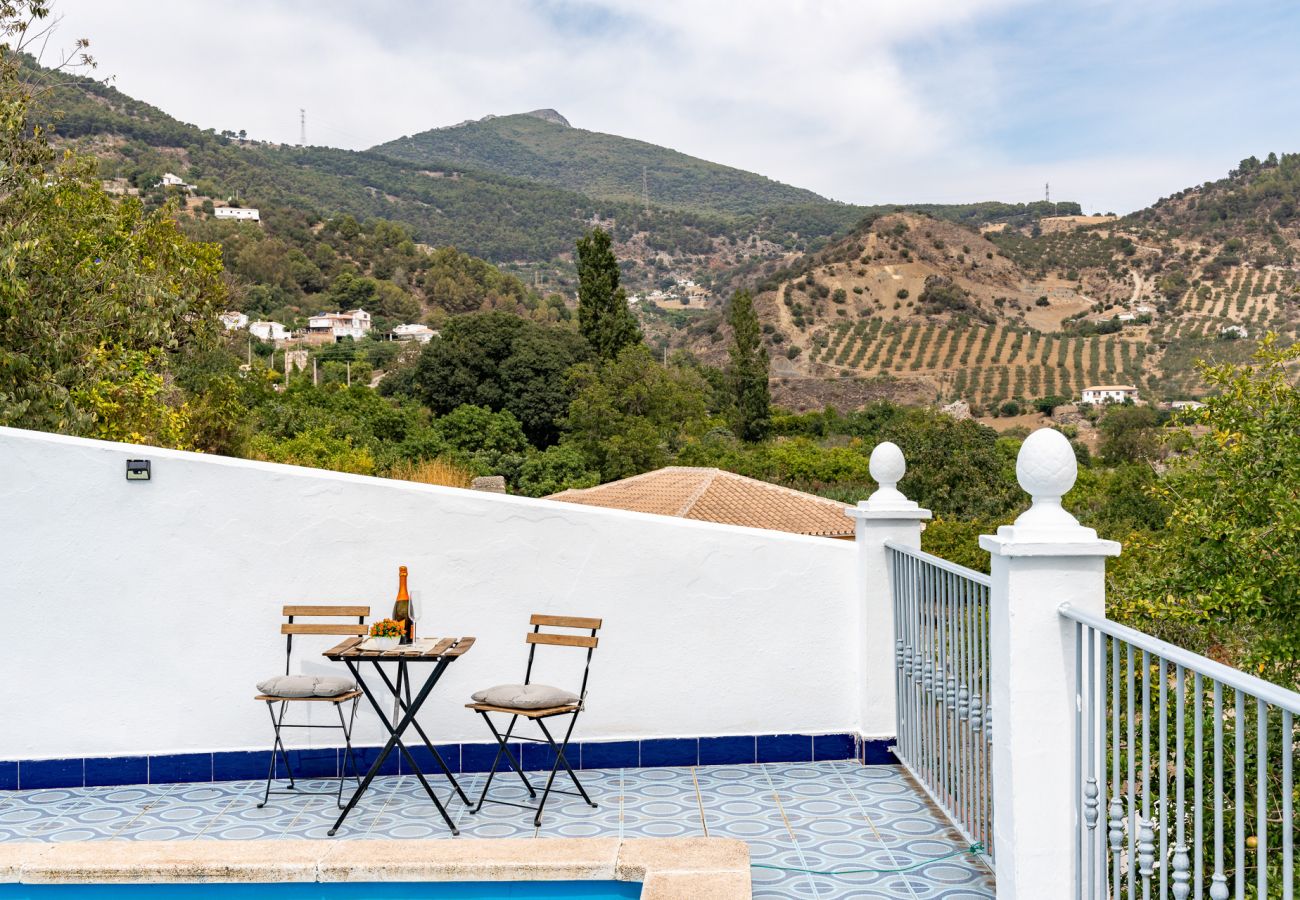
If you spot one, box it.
[0,427,858,760]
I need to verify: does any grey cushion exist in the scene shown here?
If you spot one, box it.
[471,683,579,710]
[257,674,356,698]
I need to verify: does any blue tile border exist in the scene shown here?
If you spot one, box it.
[699,735,755,766]
[579,740,638,770]
[757,733,813,763]
[861,738,898,765]
[85,755,148,788]
[17,758,83,790]
[1,731,879,789]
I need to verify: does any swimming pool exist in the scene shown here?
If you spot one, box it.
[0,883,640,899]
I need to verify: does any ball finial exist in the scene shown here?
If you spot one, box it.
[869,442,906,490]
[1016,428,1078,500]
[1004,428,1092,540]
[858,441,921,512]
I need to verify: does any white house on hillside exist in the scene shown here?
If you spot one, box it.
[219,311,249,331]
[1081,384,1138,405]
[391,323,437,343]
[248,321,290,343]
[214,207,260,222]
[308,309,372,342]
[159,172,193,190]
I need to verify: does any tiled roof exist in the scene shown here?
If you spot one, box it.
[1084,384,1138,391]
[547,467,854,538]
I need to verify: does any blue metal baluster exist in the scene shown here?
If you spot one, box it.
[1087,626,1099,896]
[1233,689,1244,900]
[1159,656,1168,900]
[1194,672,1204,900]
[1211,681,1227,900]
[1256,697,1267,900]
[1173,665,1190,900]
[1283,709,1293,900]
[1110,634,1124,900]
[1139,650,1153,897]
[1129,643,1138,900]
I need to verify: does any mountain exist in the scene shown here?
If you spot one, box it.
[370,111,832,217]
[683,159,1300,412]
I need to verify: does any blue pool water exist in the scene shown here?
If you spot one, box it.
[0,884,640,899]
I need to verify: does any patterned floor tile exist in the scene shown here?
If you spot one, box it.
[0,761,994,897]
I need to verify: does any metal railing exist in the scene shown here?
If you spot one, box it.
[1063,603,1300,899]
[886,540,994,864]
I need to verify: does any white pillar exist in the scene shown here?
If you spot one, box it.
[846,442,931,743]
[979,428,1120,899]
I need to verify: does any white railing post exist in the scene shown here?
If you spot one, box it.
[847,442,931,745]
[979,428,1121,898]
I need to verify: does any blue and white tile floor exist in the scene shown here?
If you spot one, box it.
[0,761,993,899]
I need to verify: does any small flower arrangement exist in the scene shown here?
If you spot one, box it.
[370,618,404,640]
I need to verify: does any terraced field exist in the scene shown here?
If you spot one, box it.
[808,319,1149,407]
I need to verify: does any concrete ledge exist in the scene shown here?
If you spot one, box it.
[0,837,751,897]
[317,837,620,882]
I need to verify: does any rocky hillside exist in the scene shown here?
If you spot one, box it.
[682,172,1300,412]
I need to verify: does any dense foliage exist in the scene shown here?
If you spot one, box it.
[726,290,770,441]
[575,228,641,360]
[0,39,225,440]
[398,312,590,447]
[1110,338,1300,684]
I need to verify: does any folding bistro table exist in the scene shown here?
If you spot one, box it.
[322,635,475,836]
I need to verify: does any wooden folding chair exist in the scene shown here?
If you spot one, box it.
[254,605,368,808]
[466,615,601,826]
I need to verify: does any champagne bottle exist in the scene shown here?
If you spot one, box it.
[393,565,412,644]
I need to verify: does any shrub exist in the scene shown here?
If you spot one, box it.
[387,457,476,488]
[896,289,909,300]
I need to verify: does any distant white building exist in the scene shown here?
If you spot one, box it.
[214,207,260,222]
[219,311,249,331]
[159,172,193,190]
[1221,324,1248,339]
[308,309,372,342]
[249,321,290,343]
[1081,384,1139,405]
[391,323,437,343]
[1117,313,1137,323]
[1134,305,1155,315]
[1168,400,1206,411]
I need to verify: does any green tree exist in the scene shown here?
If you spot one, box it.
[575,227,640,359]
[726,290,770,441]
[0,26,225,438]
[515,444,600,497]
[1098,405,1161,465]
[402,312,589,446]
[564,346,709,480]
[1111,338,1300,683]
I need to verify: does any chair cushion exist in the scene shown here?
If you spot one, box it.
[257,675,356,698]
[471,683,579,710]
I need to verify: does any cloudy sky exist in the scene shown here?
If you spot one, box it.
[49,0,1300,214]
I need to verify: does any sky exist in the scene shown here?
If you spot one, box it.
[46,0,1300,214]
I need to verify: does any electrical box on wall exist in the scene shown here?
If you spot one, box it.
[125,459,151,481]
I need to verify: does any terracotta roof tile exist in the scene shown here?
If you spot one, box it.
[547,467,854,538]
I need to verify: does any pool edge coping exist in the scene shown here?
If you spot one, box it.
[0,837,751,899]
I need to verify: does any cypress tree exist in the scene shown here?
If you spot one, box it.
[727,289,770,441]
[576,227,641,360]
